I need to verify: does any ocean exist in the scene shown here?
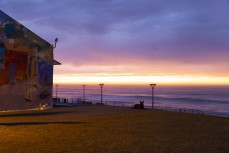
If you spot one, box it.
[53,84,229,116]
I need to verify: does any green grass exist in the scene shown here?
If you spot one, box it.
[0,106,228,153]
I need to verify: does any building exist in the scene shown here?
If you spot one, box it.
[0,10,60,111]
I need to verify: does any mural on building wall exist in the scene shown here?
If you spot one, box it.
[0,47,4,69]
[0,10,54,111]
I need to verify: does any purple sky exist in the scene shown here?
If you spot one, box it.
[1,0,229,80]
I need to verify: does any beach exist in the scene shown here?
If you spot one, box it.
[0,105,228,153]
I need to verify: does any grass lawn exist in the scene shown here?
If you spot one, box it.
[0,106,228,153]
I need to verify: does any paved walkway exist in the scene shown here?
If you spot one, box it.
[0,105,136,123]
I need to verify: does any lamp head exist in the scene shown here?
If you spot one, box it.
[150,84,156,88]
[55,38,58,43]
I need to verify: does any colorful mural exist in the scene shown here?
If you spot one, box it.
[0,47,4,69]
[0,10,55,111]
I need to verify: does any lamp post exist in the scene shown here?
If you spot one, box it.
[99,83,104,104]
[150,84,156,109]
[82,85,86,103]
[56,84,58,99]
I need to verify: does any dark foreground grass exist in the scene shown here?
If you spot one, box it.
[0,106,228,153]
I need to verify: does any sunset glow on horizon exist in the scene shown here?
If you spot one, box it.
[53,62,229,85]
[53,74,229,85]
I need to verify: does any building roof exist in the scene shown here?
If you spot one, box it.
[0,10,52,49]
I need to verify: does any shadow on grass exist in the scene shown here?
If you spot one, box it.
[0,121,86,126]
[0,111,75,118]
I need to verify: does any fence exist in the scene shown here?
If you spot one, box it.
[53,97,134,107]
[151,106,229,117]
[52,97,229,118]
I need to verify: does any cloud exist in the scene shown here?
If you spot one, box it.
[1,0,229,76]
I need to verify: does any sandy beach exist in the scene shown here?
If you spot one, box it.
[0,105,228,153]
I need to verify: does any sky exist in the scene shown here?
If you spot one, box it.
[1,0,229,85]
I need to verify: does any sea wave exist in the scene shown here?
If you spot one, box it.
[155,97,229,104]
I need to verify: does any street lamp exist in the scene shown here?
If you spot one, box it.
[150,84,156,109]
[56,84,58,99]
[54,38,58,48]
[99,83,104,104]
[82,85,86,103]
